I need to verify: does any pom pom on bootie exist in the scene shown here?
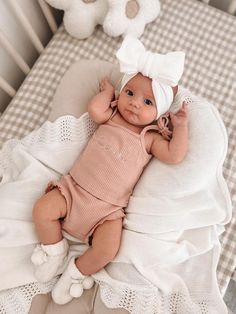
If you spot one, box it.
[31,238,69,282]
[52,257,95,304]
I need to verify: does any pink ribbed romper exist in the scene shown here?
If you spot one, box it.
[50,109,157,243]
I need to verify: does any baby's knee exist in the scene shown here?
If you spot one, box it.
[32,195,56,223]
[33,197,48,223]
[33,188,67,223]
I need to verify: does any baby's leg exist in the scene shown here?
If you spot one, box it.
[76,218,123,275]
[32,188,67,244]
[31,188,68,282]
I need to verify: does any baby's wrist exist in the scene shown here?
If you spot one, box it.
[174,123,188,128]
[173,123,188,130]
[173,124,188,132]
[102,89,115,100]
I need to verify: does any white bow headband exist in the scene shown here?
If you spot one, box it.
[116,35,185,118]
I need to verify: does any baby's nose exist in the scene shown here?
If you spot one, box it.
[131,98,141,108]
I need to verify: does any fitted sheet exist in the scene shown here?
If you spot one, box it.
[0,0,236,312]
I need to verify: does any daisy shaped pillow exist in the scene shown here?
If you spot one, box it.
[103,0,161,38]
[45,0,108,39]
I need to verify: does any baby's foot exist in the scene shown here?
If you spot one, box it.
[52,257,94,305]
[31,238,69,282]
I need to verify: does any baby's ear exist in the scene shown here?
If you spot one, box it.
[172,85,178,98]
[115,90,120,100]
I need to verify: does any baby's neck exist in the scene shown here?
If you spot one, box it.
[111,111,147,134]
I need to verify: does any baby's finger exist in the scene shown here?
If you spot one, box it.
[100,79,106,90]
[103,77,110,84]
[177,106,185,113]
[182,101,189,109]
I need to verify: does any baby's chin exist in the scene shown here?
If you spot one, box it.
[122,111,141,124]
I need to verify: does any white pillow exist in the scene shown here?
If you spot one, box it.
[126,91,231,233]
[48,59,122,121]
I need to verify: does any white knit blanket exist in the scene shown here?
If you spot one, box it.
[0,89,232,313]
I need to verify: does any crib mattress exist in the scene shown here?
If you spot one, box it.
[0,0,236,311]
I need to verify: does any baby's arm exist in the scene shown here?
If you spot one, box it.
[151,102,189,164]
[87,78,115,124]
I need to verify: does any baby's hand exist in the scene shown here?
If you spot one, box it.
[100,78,115,96]
[169,102,189,128]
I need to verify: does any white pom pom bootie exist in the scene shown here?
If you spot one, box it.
[31,238,69,282]
[52,256,95,305]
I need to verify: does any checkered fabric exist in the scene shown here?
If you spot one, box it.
[0,0,235,295]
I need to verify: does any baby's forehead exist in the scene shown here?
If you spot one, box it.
[129,73,151,83]
[124,74,154,96]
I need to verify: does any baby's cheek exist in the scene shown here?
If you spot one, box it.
[153,106,158,117]
[149,106,157,119]
[142,109,156,123]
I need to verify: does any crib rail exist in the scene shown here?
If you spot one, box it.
[199,0,236,14]
[0,0,58,105]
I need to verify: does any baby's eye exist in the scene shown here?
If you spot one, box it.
[126,89,133,96]
[144,99,153,106]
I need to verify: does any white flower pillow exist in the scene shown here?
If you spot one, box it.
[103,0,161,38]
[45,0,161,39]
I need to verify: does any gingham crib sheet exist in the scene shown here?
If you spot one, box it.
[0,0,235,297]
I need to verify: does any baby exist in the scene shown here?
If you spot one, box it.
[31,36,188,304]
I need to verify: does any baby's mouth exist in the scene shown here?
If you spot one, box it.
[126,109,137,115]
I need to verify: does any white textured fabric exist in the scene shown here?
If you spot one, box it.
[0,280,57,314]
[0,88,231,313]
[116,35,185,118]
[0,114,96,291]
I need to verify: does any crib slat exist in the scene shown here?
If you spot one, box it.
[228,0,236,14]
[0,30,30,75]
[0,77,16,98]
[38,0,58,34]
[232,270,236,282]
[8,0,44,53]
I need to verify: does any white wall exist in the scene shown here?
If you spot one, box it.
[0,0,62,112]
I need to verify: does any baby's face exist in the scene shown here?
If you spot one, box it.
[118,73,157,126]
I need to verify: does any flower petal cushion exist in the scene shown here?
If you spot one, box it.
[45,0,108,39]
[103,0,161,38]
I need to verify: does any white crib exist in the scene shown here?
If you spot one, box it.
[0,0,236,313]
[0,0,62,112]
